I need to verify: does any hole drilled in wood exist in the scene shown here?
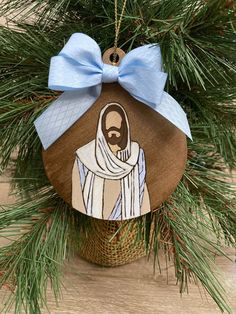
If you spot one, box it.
[103,47,125,66]
[109,52,120,64]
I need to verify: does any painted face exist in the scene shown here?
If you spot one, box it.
[105,111,123,145]
[101,104,128,149]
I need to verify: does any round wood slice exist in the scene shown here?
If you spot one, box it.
[42,83,187,215]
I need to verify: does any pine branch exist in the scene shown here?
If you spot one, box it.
[191,124,236,168]
[116,174,235,313]
[185,161,236,244]
[0,193,81,314]
[0,99,46,172]
[1,1,236,91]
[149,182,233,314]
[0,26,56,101]
[0,1,235,313]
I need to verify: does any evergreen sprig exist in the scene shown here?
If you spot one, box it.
[0,192,82,313]
[150,182,232,313]
[0,0,236,313]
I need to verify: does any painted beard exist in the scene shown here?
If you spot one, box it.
[105,126,124,146]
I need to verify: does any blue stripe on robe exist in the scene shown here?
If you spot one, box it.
[76,148,146,220]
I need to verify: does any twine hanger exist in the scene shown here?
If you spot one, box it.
[112,0,128,64]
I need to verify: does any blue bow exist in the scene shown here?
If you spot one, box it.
[34,33,191,149]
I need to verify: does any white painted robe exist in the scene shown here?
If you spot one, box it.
[72,104,151,220]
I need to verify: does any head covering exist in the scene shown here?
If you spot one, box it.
[76,103,143,219]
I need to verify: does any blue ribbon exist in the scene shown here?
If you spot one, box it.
[34,33,192,149]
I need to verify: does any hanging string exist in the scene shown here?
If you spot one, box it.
[113,0,128,64]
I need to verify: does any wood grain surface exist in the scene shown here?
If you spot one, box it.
[1,179,236,314]
[43,84,187,213]
[2,252,236,314]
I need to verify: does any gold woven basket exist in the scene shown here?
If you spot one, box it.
[78,218,147,267]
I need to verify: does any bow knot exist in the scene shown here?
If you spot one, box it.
[102,64,119,83]
[34,33,191,149]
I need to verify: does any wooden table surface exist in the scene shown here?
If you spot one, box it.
[0,176,236,314]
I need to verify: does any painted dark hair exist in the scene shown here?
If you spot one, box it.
[101,104,128,150]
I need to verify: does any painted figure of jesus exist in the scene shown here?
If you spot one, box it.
[72,102,150,220]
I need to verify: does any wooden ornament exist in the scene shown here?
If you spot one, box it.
[42,48,187,221]
[102,47,125,65]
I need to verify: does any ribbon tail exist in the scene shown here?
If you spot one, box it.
[129,91,192,140]
[156,92,192,139]
[34,85,101,149]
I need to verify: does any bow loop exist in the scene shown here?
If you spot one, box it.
[48,33,103,90]
[120,44,163,70]
[59,33,102,67]
[34,33,192,150]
